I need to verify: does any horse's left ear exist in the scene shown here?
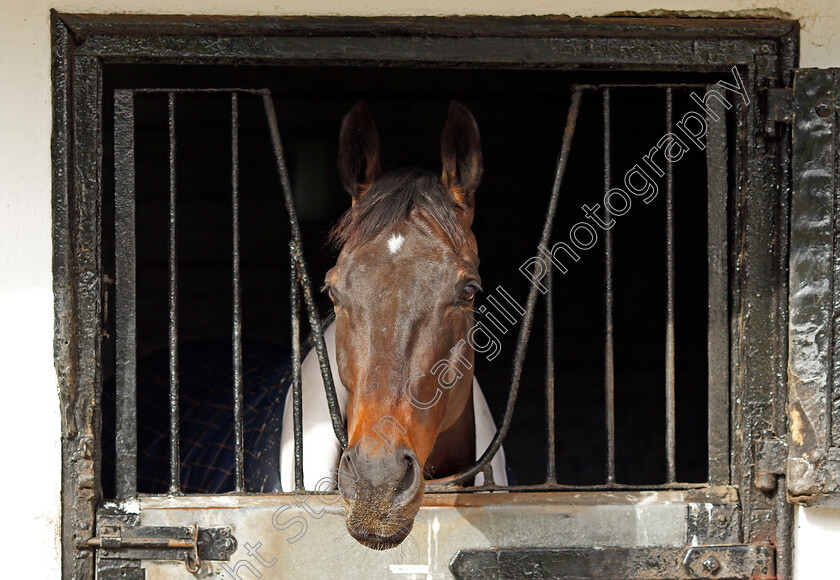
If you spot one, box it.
[441,100,482,217]
[339,100,381,203]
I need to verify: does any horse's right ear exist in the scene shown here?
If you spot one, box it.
[440,100,482,219]
[338,101,381,202]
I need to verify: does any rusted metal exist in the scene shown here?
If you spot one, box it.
[665,87,677,484]
[80,521,236,572]
[705,83,731,487]
[773,40,797,580]
[290,247,304,490]
[787,67,840,505]
[61,14,797,71]
[54,11,104,576]
[83,537,196,549]
[56,13,798,41]
[113,89,137,502]
[544,264,556,484]
[687,501,742,545]
[603,87,616,486]
[763,87,792,137]
[736,46,793,574]
[427,481,713,493]
[450,544,776,580]
[167,92,181,496]
[755,431,787,493]
[231,92,245,493]
[52,12,800,579]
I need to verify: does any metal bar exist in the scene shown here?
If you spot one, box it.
[133,88,267,94]
[705,84,730,486]
[114,89,137,501]
[585,83,708,89]
[773,44,797,580]
[128,84,705,94]
[168,92,181,494]
[59,13,796,41]
[230,93,244,492]
[261,91,348,449]
[422,481,713,493]
[429,87,587,488]
[75,31,774,69]
[603,87,616,485]
[665,87,677,484]
[290,249,304,490]
[82,538,196,550]
[544,265,556,484]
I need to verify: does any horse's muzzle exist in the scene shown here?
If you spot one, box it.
[337,444,423,550]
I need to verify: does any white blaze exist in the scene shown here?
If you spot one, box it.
[387,233,405,254]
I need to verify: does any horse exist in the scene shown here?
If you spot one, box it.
[278,100,507,551]
[126,99,505,550]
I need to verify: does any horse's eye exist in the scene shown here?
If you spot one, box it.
[458,284,479,305]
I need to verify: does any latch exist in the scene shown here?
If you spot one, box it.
[80,523,237,573]
[755,430,787,493]
[763,87,793,138]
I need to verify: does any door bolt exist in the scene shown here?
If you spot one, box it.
[703,556,721,574]
[816,97,833,118]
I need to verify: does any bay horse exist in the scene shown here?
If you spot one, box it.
[278,100,506,550]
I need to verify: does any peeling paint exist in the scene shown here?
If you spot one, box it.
[791,404,806,447]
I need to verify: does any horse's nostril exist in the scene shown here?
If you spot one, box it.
[394,454,419,503]
[337,454,357,502]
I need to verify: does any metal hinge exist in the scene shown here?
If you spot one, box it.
[763,87,793,138]
[80,522,237,575]
[755,430,788,493]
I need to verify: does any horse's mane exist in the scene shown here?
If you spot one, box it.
[328,167,467,249]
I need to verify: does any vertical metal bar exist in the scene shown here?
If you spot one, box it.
[290,251,304,490]
[114,89,137,501]
[231,93,245,492]
[665,88,677,484]
[262,91,348,449]
[603,87,616,485]
[705,84,730,485]
[544,265,556,484]
[428,87,586,487]
[168,92,181,494]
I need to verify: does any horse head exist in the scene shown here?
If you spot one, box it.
[326,100,483,550]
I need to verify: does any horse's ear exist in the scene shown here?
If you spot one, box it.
[338,101,381,202]
[441,100,482,215]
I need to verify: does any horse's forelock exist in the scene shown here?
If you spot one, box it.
[328,167,468,250]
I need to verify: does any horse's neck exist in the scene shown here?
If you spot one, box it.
[281,322,506,490]
[423,381,476,479]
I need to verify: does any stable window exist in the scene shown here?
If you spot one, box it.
[53,14,799,580]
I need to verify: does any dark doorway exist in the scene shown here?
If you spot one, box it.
[100,64,717,497]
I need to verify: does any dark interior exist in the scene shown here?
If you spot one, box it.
[101,64,721,497]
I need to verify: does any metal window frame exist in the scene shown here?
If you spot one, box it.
[52,12,798,579]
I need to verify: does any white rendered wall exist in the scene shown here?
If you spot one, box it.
[1,1,839,577]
